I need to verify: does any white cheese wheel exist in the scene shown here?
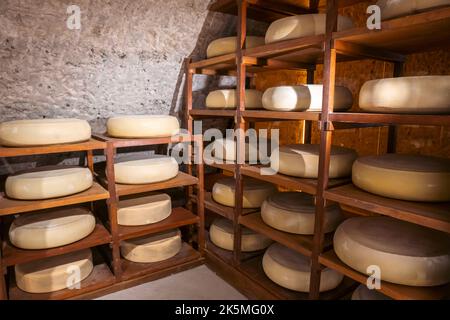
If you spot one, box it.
[377,0,450,20]
[334,217,450,286]
[351,284,391,300]
[15,249,93,293]
[261,192,342,235]
[271,144,357,178]
[262,85,353,112]
[121,229,182,263]
[205,89,263,109]
[209,218,272,252]
[212,177,276,208]
[263,243,344,292]
[265,14,353,44]
[118,193,172,226]
[352,154,450,202]
[0,118,91,147]
[114,155,179,184]
[106,115,180,138]
[5,166,93,200]
[206,36,265,58]
[9,207,96,250]
[359,76,450,114]
[207,137,271,163]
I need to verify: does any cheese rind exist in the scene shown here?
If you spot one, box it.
[351,284,391,300]
[206,89,263,110]
[118,193,172,226]
[207,137,271,164]
[107,115,180,138]
[114,156,179,184]
[377,0,450,20]
[206,36,265,58]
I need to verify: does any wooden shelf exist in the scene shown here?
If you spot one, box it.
[0,182,110,216]
[242,110,321,121]
[204,192,258,220]
[325,184,450,234]
[189,109,235,118]
[93,133,197,149]
[330,112,450,126]
[204,154,235,172]
[320,250,450,300]
[189,53,237,72]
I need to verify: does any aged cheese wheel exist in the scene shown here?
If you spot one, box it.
[263,243,344,292]
[261,192,342,235]
[271,144,357,178]
[207,137,271,163]
[5,166,93,200]
[121,229,182,263]
[206,36,265,58]
[209,218,272,252]
[118,193,172,226]
[0,118,91,147]
[206,89,263,109]
[265,14,353,44]
[377,0,450,20]
[352,154,450,202]
[15,249,93,293]
[9,207,96,250]
[114,156,179,184]
[334,217,450,286]
[359,76,450,114]
[262,85,353,112]
[107,115,180,138]
[351,284,391,300]
[212,177,276,208]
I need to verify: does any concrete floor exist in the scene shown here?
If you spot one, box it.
[96,265,247,300]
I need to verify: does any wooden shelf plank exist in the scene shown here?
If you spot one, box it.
[242,110,321,121]
[189,53,236,70]
[204,154,235,172]
[204,192,258,220]
[189,109,235,118]
[93,133,196,149]
[330,112,450,126]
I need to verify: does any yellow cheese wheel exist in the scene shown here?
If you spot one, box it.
[121,229,182,263]
[205,89,263,109]
[107,115,179,138]
[359,76,450,114]
[207,137,271,164]
[334,217,450,286]
[5,166,93,200]
[9,207,96,250]
[377,0,450,20]
[271,144,357,178]
[352,154,450,202]
[114,156,179,184]
[212,177,276,208]
[351,284,391,300]
[209,218,272,252]
[118,193,172,226]
[0,118,91,147]
[206,36,265,58]
[261,192,342,235]
[15,249,93,293]
[263,243,344,292]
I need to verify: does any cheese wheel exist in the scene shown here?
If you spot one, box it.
[207,138,271,163]
[209,218,272,252]
[271,144,357,178]
[15,249,93,293]
[352,154,450,202]
[377,0,450,20]
[5,166,93,200]
[265,14,353,44]
[114,156,179,184]
[9,207,96,250]
[118,193,172,226]
[263,243,344,292]
[351,284,391,300]
[261,192,342,235]
[0,118,91,147]
[359,76,450,114]
[262,85,353,112]
[212,177,276,208]
[121,229,182,263]
[334,217,450,286]
[107,115,180,138]
[206,36,265,58]
[206,89,263,109]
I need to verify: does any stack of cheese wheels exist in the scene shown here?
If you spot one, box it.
[359,76,450,114]
[271,144,357,178]
[334,216,450,286]
[209,218,272,252]
[207,137,271,164]
[15,249,93,293]
[262,85,353,112]
[5,166,93,200]
[212,177,276,208]
[206,36,265,58]
[0,118,91,147]
[265,14,353,44]
[206,89,263,109]
[114,155,178,184]
[9,207,96,250]
[121,229,182,263]
[377,0,450,20]
[106,115,179,138]
[261,192,342,235]
[351,284,391,300]
[352,154,450,202]
[263,243,344,292]
[118,193,172,226]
